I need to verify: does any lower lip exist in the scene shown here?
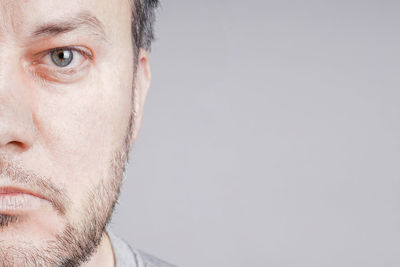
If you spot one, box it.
[0,193,46,213]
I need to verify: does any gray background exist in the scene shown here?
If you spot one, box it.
[109,1,400,266]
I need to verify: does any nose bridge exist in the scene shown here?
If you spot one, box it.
[0,44,26,105]
[0,44,36,151]
[0,41,20,88]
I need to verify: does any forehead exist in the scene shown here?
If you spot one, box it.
[0,0,131,41]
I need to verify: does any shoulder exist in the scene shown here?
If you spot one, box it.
[107,230,177,267]
[135,250,178,267]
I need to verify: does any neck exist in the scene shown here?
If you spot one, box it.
[82,231,115,267]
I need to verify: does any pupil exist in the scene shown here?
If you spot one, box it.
[59,51,70,60]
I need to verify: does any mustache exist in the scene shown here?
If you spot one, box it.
[0,157,70,216]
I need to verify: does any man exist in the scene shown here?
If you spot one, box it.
[0,0,174,266]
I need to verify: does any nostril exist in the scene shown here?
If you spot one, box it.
[7,141,28,152]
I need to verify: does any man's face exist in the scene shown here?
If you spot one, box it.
[0,0,149,265]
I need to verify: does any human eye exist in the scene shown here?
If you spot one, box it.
[30,46,93,83]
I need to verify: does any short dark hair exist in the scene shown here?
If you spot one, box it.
[131,0,160,53]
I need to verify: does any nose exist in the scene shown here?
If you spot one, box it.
[0,103,36,152]
[0,53,37,153]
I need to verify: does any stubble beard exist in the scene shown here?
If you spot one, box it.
[0,106,135,266]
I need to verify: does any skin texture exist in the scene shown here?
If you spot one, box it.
[0,0,151,266]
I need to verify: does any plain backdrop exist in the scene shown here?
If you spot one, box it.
[109,1,400,266]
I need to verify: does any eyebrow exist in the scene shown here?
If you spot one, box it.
[31,11,107,41]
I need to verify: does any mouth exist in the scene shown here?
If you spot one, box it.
[0,186,50,215]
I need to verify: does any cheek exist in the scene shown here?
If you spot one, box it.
[32,58,133,194]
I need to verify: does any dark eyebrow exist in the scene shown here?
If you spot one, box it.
[31,11,107,41]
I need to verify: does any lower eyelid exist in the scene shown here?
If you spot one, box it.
[31,60,91,83]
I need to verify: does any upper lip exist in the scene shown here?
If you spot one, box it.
[0,186,47,200]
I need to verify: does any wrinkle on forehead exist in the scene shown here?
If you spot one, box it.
[0,0,87,41]
[0,0,25,38]
[0,0,131,42]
